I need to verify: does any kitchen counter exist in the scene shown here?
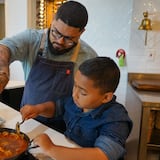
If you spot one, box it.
[127,73,160,104]
[128,84,160,104]
[5,80,25,89]
[0,102,80,160]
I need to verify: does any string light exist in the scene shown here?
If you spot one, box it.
[37,0,67,29]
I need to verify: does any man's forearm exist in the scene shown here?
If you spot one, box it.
[0,45,10,92]
[0,45,10,73]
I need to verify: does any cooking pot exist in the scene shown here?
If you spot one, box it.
[0,128,36,160]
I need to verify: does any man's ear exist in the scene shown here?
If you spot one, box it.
[102,92,113,103]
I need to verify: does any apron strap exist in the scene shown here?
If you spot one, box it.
[70,40,80,63]
[39,28,48,51]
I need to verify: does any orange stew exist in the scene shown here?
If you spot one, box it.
[0,131,28,159]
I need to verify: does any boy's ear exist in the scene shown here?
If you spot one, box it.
[102,92,113,103]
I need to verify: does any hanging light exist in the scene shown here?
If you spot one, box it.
[138,11,152,45]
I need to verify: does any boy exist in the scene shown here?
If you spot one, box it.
[20,57,132,160]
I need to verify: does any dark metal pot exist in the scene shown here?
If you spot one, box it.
[0,128,32,160]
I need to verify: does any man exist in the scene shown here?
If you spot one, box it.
[0,1,97,132]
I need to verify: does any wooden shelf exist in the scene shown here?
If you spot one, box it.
[147,128,160,151]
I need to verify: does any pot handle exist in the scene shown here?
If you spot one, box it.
[28,139,39,150]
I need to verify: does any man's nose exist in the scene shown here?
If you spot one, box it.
[57,36,65,44]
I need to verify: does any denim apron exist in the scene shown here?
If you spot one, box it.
[21,29,80,132]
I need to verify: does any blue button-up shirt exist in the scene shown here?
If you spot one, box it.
[56,95,132,160]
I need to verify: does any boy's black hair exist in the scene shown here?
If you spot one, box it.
[55,1,88,31]
[79,57,120,93]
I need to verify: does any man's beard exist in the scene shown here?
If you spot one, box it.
[48,29,77,55]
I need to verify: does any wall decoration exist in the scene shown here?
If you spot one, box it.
[138,11,152,45]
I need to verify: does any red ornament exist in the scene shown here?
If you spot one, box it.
[116,49,126,58]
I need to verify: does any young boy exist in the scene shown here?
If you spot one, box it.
[20,57,132,160]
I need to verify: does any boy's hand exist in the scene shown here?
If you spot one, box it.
[33,133,54,152]
[20,105,40,120]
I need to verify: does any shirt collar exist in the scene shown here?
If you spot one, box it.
[89,95,117,119]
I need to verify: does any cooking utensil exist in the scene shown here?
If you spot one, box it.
[0,128,30,160]
[16,120,24,134]
[0,127,39,160]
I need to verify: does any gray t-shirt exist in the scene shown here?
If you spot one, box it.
[0,29,98,80]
